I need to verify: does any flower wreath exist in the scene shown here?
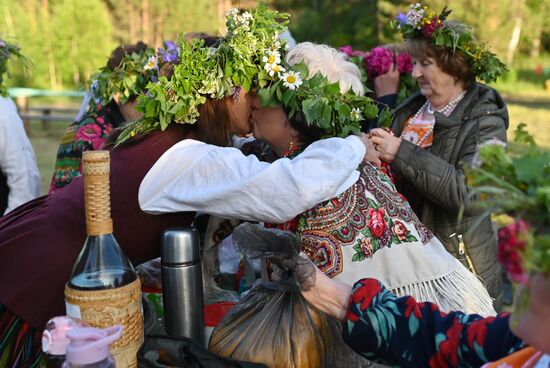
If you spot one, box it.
[90,45,159,106]
[115,3,289,145]
[466,124,550,287]
[0,38,27,97]
[394,3,507,84]
[256,49,390,138]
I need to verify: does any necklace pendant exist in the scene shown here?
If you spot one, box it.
[426,104,435,115]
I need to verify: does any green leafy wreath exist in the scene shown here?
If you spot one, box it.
[90,46,157,105]
[116,3,289,145]
[257,61,387,137]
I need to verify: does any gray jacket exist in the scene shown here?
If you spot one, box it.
[390,83,509,308]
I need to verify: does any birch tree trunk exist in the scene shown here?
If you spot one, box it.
[506,0,524,65]
[218,0,232,35]
[127,1,137,43]
[41,0,58,89]
[2,6,16,36]
[142,0,149,43]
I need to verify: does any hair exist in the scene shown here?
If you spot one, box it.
[382,43,406,54]
[190,97,233,147]
[286,42,364,96]
[184,32,222,48]
[285,109,327,146]
[106,41,148,71]
[103,100,125,129]
[166,33,231,146]
[405,20,475,87]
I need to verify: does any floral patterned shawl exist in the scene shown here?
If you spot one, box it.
[297,162,496,316]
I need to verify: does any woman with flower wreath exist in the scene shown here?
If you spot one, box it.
[369,3,509,310]
[294,134,550,367]
[140,41,495,318]
[0,6,371,366]
[49,41,160,193]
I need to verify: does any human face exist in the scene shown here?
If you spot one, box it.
[510,272,550,353]
[250,96,296,155]
[227,90,253,135]
[411,56,458,105]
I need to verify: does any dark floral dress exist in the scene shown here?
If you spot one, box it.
[49,101,123,193]
[343,278,525,367]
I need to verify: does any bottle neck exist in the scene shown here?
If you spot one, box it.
[83,153,113,236]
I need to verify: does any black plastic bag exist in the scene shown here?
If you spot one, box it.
[138,334,266,368]
[136,258,162,290]
[208,223,356,368]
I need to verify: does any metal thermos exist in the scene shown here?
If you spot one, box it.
[161,227,205,344]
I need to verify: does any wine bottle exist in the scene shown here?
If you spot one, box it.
[65,150,143,368]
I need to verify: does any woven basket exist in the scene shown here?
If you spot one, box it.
[65,278,143,367]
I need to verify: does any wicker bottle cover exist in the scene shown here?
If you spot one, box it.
[64,150,143,368]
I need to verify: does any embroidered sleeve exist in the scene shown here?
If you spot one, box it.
[342,278,524,367]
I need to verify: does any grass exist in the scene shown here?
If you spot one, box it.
[19,97,80,194]
[506,96,550,149]
[493,54,550,96]
[27,120,69,194]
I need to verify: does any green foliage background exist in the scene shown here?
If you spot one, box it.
[272,0,408,49]
[0,0,219,90]
[273,0,550,54]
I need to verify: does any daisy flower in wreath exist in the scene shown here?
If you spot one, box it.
[263,51,284,76]
[144,55,158,71]
[280,70,302,90]
[270,40,281,52]
[350,107,363,121]
[265,63,285,77]
[262,50,281,65]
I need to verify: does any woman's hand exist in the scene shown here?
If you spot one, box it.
[360,133,381,167]
[374,62,400,98]
[299,257,352,321]
[369,128,402,163]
